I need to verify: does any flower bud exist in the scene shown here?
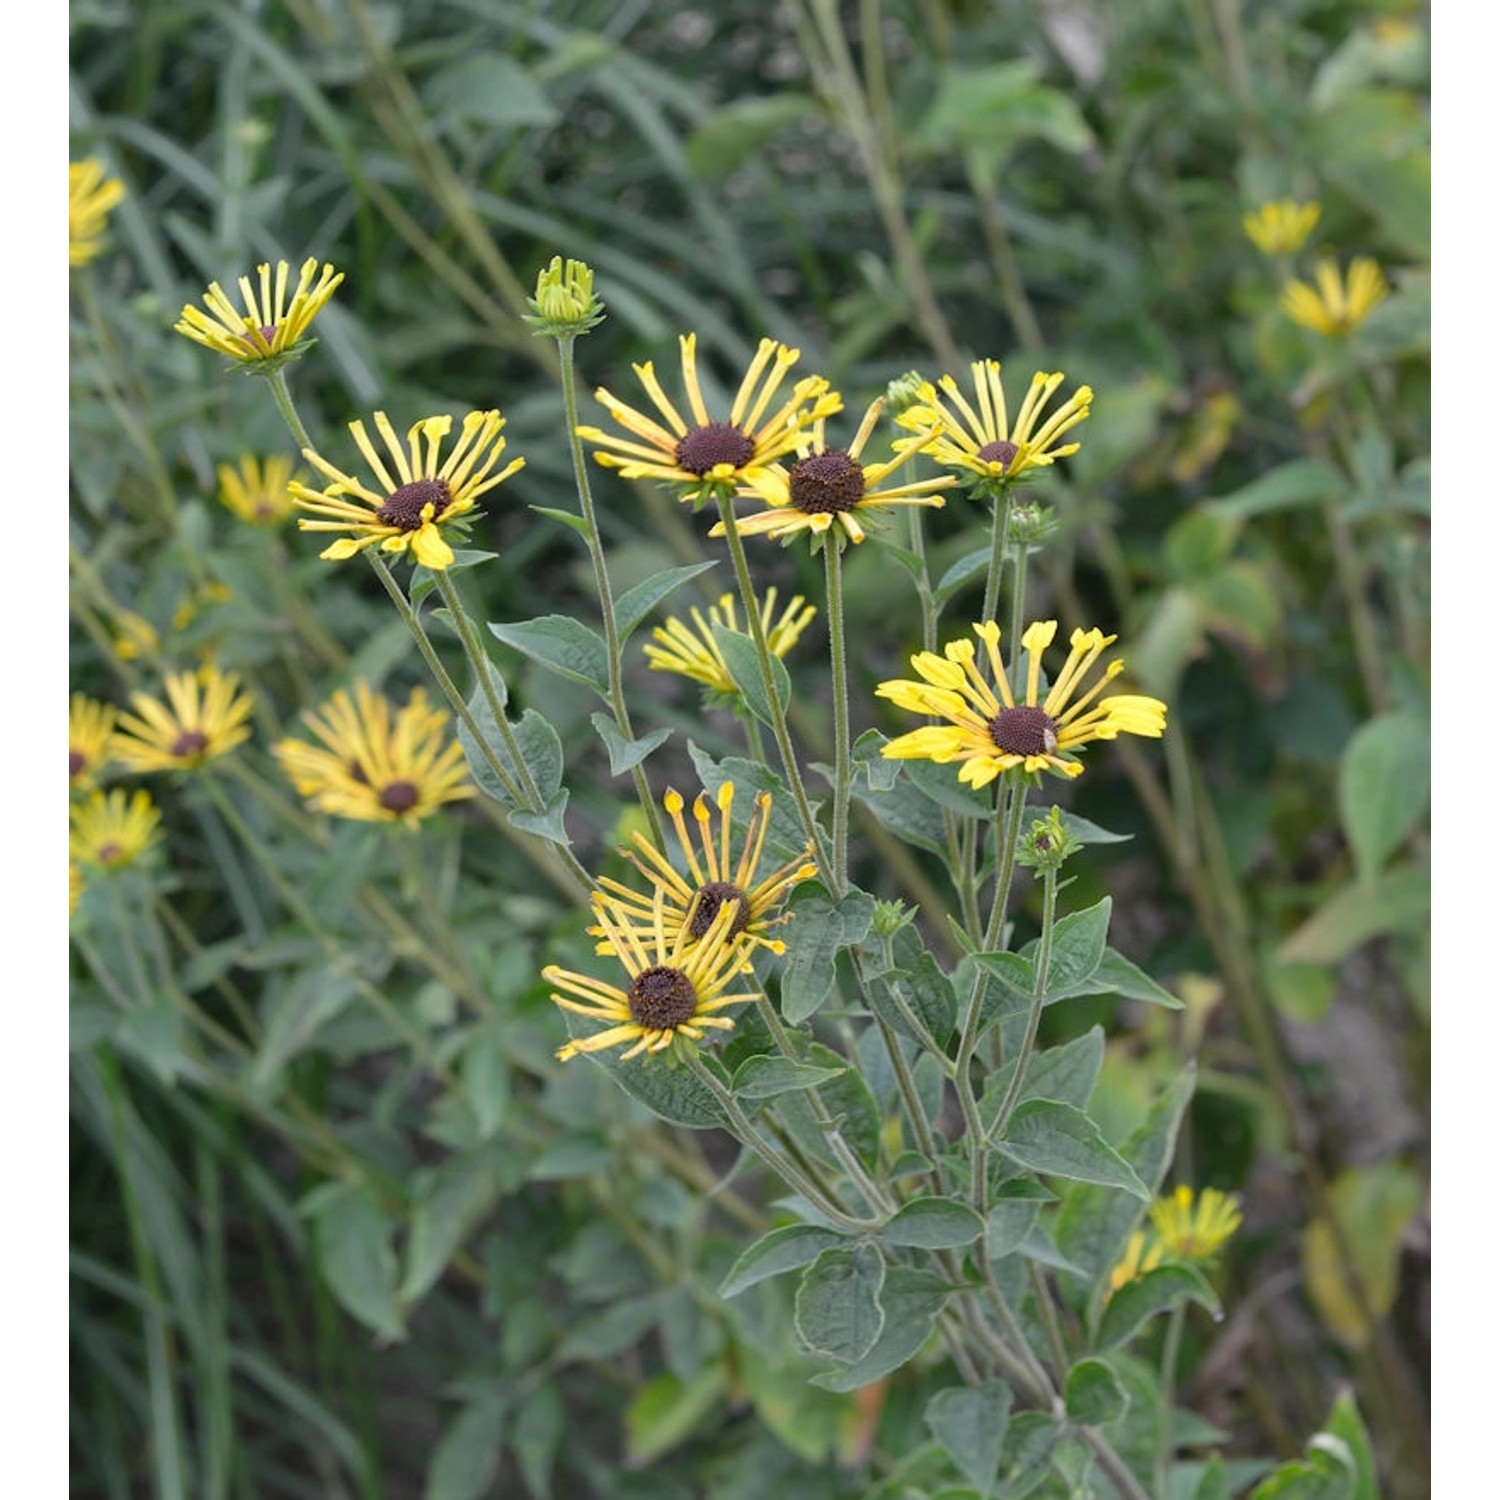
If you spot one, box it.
[524,255,606,337]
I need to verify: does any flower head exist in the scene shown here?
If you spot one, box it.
[711,397,955,548]
[112,612,159,663]
[576,333,842,504]
[1149,1185,1243,1264]
[70,788,162,872]
[524,254,606,336]
[217,454,302,526]
[291,409,522,570]
[894,361,1093,489]
[877,620,1167,787]
[548,888,761,1062]
[112,665,255,774]
[1280,257,1389,337]
[1242,199,1322,257]
[273,682,473,825]
[644,588,816,698]
[174,258,343,367]
[70,694,118,791]
[592,784,816,959]
[1104,1229,1165,1301]
[70,159,125,268]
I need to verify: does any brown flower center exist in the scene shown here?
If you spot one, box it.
[171,730,210,760]
[787,451,866,514]
[977,439,1019,471]
[378,477,452,532]
[379,780,420,813]
[97,842,122,865]
[988,705,1058,757]
[69,751,88,780]
[627,965,699,1030]
[674,423,755,477]
[688,881,750,939]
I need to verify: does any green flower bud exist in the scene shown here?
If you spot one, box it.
[871,899,916,938]
[1016,806,1082,873]
[523,255,606,337]
[884,370,930,416]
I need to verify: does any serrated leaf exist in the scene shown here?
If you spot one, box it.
[780,886,876,1024]
[732,1054,846,1100]
[1095,1263,1221,1351]
[488,615,609,696]
[589,714,673,775]
[794,1244,886,1363]
[719,1224,848,1298]
[712,625,790,728]
[1337,711,1429,883]
[998,1100,1149,1198]
[883,1197,985,1250]
[1064,1358,1128,1425]
[925,1380,1013,1497]
[615,560,719,643]
[809,1267,950,1392]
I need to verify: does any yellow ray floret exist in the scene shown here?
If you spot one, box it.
[70,788,162,872]
[70,159,126,268]
[112,664,255,774]
[644,588,816,694]
[69,694,118,791]
[1242,199,1321,257]
[174,258,343,363]
[217,454,302,526]
[1280,257,1389,336]
[1149,1185,1243,1263]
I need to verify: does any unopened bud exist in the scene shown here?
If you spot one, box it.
[523,255,606,337]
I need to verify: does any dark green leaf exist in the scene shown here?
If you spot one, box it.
[1031,896,1110,997]
[512,1382,563,1500]
[589,714,674,775]
[932,545,991,609]
[509,788,571,846]
[401,1149,504,1302]
[1207,459,1349,522]
[809,1267,951,1391]
[780,886,876,1024]
[732,1054,846,1100]
[306,1183,405,1342]
[794,1245,886,1363]
[925,1380,1013,1497]
[719,1224,849,1298]
[457,699,563,809]
[985,1181,1054,1260]
[615,560,720,643]
[883,1197,985,1250]
[1337,711,1429,883]
[712,625,790,728]
[1064,1358,1128,1426]
[488,615,609,696]
[1095,1263,1221,1352]
[998,1100,1149,1197]
[870,924,957,1048]
[686,92,818,177]
[688,741,818,863]
[411,550,498,609]
[423,1395,506,1500]
[528,505,593,539]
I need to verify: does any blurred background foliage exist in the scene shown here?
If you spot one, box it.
[69,1,1429,1496]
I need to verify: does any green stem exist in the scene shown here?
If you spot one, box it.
[825,539,854,891]
[264,367,314,451]
[981,490,1014,628]
[1154,1303,1188,1500]
[905,476,938,652]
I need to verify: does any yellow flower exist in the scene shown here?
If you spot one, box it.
[71,862,84,916]
[644,588,816,695]
[218,454,302,525]
[1280,257,1389,336]
[591,784,816,960]
[894,360,1093,487]
[174,258,343,365]
[877,620,1167,787]
[70,695,117,791]
[548,888,762,1062]
[710,397,956,547]
[112,612,159,663]
[70,159,125,268]
[112,665,255,774]
[273,682,474,825]
[1105,1230,1165,1301]
[576,333,843,502]
[70,788,162,872]
[1242,200,1322,257]
[1149,1185,1243,1264]
[291,409,522,570]
[170,581,234,633]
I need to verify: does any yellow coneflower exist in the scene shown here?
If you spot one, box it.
[290,409,522,570]
[70,788,162,872]
[1104,1229,1166,1301]
[1149,1185,1243,1263]
[548,888,761,1062]
[112,665,255,774]
[591,784,815,959]
[1242,200,1322,257]
[273,682,473,826]
[576,333,843,503]
[877,620,1167,787]
[217,454,302,526]
[70,159,125,268]
[174,258,343,364]
[710,396,956,547]
[69,694,117,791]
[1280,257,1389,336]
[112,612,159,663]
[894,360,1093,488]
[644,588,816,696]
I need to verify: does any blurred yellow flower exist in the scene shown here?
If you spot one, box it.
[1150,1185,1243,1263]
[291,409,522,570]
[71,862,84,916]
[218,454,302,525]
[645,588,815,695]
[577,333,842,503]
[113,665,255,774]
[112,612,159,663]
[1105,1230,1165,1300]
[174,258,343,364]
[878,620,1167,788]
[1281,257,1389,336]
[69,694,117,791]
[70,788,162,872]
[70,159,125,267]
[1242,199,1321,257]
[273,682,473,825]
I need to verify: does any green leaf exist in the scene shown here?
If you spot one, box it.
[423,1395,506,1500]
[809,1267,951,1392]
[984,1026,1105,1117]
[871,926,958,1047]
[488,615,609,696]
[528,505,593,540]
[995,1412,1061,1500]
[401,1149,504,1303]
[411,549,498,609]
[998,1100,1150,1198]
[719,1224,848,1298]
[925,1380,1013,1497]
[1207,459,1349,522]
[625,1365,729,1466]
[1324,1395,1380,1500]
[512,1383,563,1500]
[1095,1263,1221,1352]
[1337,711,1429,882]
[1247,1441,1356,1500]
[986,1182,1054,1260]
[1033,896,1110,997]
[913,60,1093,162]
[906,756,992,819]
[882,1197,985,1250]
[932,545,991,609]
[557,1296,662,1362]
[614,560,719,644]
[589,714,674,775]
[423,54,557,128]
[732,1054,846,1100]
[686,92,818,177]
[712,624,790,728]
[970,950,1035,1029]
[1063,1358,1129,1426]
[509,788,571,846]
[584,1047,728,1132]
[688,741,818,863]
[457,699,563,810]
[780,885,876,1024]
[306,1183,405,1342]
[794,1244,886,1363]
[803,1041,883,1167]
[1276,861,1430,965]
[1077,949,1184,1009]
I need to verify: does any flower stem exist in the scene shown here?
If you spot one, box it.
[1154,1303,1188,1500]
[264,367,314,452]
[824,538,854,892]
[981,489,1013,627]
